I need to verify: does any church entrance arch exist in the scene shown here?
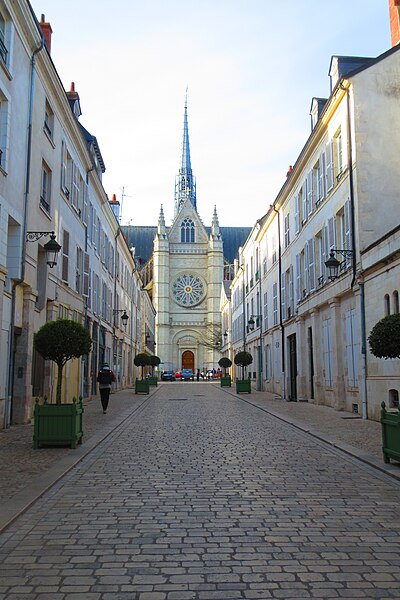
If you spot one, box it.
[182,350,194,371]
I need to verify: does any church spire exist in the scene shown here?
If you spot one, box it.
[175,90,197,215]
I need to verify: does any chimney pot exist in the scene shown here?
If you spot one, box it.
[39,14,52,54]
[389,0,400,46]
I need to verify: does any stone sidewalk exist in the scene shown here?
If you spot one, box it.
[1,382,399,533]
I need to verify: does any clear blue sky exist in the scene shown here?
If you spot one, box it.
[30,0,391,227]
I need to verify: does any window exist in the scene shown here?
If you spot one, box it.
[393,291,399,314]
[384,294,390,316]
[389,389,399,409]
[345,308,359,388]
[322,318,333,387]
[294,193,300,234]
[295,253,302,305]
[62,230,69,283]
[40,161,51,213]
[326,141,334,192]
[284,213,290,248]
[316,230,326,285]
[265,344,272,379]
[316,152,326,204]
[271,234,277,264]
[44,101,54,140]
[181,218,195,243]
[0,88,9,170]
[263,292,268,330]
[76,247,83,294]
[281,272,286,320]
[288,265,294,318]
[334,128,344,179]
[0,11,9,67]
[273,283,278,326]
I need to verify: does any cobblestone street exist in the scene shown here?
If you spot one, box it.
[1,382,400,599]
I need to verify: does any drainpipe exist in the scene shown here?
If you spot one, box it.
[359,281,368,419]
[4,35,44,428]
[273,204,286,401]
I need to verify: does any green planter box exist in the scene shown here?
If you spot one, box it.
[236,379,251,394]
[135,379,150,394]
[381,401,400,464]
[220,376,231,387]
[147,376,158,386]
[33,397,83,449]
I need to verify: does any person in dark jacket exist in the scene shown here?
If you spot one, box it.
[97,363,115,414]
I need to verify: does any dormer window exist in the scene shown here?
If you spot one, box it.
[181,218,195,243]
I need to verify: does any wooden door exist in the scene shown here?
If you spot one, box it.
[182,350,194,370]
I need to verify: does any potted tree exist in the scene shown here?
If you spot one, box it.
[234,351,253,393]
[218,357,232,387]
[369,314,400,464]
[33,319,92,449]
[134,352,151,394]
[148,355,161,386]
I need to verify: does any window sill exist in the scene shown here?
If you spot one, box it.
[43,127,56,148]
[0,58,12,81]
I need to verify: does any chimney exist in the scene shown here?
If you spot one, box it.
[39,14,52,54]
[389,0,400,46]
[109,193,121,221]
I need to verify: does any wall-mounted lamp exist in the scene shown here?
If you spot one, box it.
[26,231,61,268]
[248,315,261,331]
[223,330,228,339]
[325,249,353,281]
[113,309,129,327]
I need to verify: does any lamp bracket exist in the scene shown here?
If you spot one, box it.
[26,231,55,243]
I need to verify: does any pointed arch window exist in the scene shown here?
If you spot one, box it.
[181,218,195,243]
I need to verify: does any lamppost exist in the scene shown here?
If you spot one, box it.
[248,314,263,392]
[113,310,129,387]
[26,231,61,268]
[325,249,354,281]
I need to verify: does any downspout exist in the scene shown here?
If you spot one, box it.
[4,35,44,428]
[257,242,263,392]
[343,83,368,418]
[273,204,286,401]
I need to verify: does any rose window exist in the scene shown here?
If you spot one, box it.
[172,273,205,307]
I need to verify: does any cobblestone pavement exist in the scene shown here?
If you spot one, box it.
[1,382,400,599]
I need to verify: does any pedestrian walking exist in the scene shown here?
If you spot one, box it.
[196,368,200,381]
[97,363,115,414]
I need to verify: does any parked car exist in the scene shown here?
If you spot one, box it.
[174,371,181,380]
[181,368,194,381]
[161,370,176,381]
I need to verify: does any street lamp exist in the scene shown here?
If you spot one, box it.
[113,309,129,328]
[324,249,353,281]
[248,315,261,331]
[26,231,61,268]
[247,315,263,391]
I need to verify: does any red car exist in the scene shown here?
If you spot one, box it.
[174,371,181,380]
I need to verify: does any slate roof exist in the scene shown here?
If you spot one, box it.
[121,225,251,267]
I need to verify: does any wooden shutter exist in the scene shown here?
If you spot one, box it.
[83,253,90,297]
[62,230,69,282]
[326,142,334,191]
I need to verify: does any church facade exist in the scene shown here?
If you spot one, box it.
[152,101,224,373]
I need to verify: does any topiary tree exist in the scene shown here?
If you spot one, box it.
[368,314,400,359]
[34,319,92,404]
[218,357,232,376]
[149,355,161,375]
[134,352,151,379]
[234,351,253,380]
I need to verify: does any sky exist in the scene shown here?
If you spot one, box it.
[30,0,391,228]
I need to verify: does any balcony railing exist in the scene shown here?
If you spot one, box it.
[0,38,8,66]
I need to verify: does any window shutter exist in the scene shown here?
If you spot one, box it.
[345,308,359,388]
[62,230,69,283]
[319,152,326,199]
[288,265,294,317]
[304,242,309,294]
[83,253,90,297]
[302,180,308,223]
[322,319,333,387]
[308,238,316,291]
[307,171,313,217]
[328,217,336,250]
[294,194,300,234]
[281,272,286,320]
[326,142,334,191]
[295,253,301,304]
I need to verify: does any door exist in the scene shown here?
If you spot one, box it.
[288,334,297,401]
[182,350,194,371]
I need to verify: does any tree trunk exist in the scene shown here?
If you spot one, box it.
[56,362,63,404]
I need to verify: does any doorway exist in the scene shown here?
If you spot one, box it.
[288,334,297,401]
[182,350,194,371]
